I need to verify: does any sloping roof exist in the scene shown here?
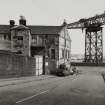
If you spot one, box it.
[0,25,63,35]
[0,25,10,33]
[28,25,62,35]
[11,25,29,30]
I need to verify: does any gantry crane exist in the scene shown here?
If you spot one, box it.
[67,12,105,63]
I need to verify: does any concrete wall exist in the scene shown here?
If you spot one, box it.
[0,50,36,78]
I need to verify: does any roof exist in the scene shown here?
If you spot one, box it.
[0,25,63,35]
[28,25,62,35]
[0,25,10,33]
[11,25,29,30]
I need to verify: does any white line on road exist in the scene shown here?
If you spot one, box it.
[16,90,49,104]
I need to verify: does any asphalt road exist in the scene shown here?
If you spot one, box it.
[0,67,105,105]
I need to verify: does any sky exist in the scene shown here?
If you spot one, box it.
[0,0,105,54]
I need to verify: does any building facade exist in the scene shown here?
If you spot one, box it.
[0,17,71,75]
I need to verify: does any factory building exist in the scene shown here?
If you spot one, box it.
[0,17,71,75]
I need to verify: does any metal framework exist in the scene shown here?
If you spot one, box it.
[67,12,105,63]
[84,27,103,63]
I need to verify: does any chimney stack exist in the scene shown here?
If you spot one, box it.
[19,16,26,26]
[62,19,67,26]
[10,20,15,27]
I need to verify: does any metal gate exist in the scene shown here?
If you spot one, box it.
[35,55,43,75]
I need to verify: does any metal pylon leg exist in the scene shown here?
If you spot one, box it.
[84,27,103,63]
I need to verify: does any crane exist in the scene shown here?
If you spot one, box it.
[67,12,105,63]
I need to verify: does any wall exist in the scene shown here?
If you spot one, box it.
[45,35,59,74]
[31,34,59,74]
[0,33,11,51]
[71,62,105,66]
[58,26,71,68]
[11,29,31,56]
[0,40,11,51]
[0,50,36,78]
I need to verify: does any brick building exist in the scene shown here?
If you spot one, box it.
[0,17,71,75]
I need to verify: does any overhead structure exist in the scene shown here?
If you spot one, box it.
[67,12,105,63]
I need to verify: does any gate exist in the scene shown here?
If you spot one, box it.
[35,55,43,75]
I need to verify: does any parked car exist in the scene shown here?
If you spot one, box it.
[56,64,71,76]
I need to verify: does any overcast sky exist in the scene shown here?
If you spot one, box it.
[0,0,105,54]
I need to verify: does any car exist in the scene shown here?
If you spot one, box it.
[56,64,71,76]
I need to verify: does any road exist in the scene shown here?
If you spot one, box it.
[0,67,105,105]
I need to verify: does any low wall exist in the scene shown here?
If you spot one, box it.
[71,62,105,66]
[0,50,36,78]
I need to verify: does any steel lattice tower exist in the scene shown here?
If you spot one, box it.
[67,12,105,63]
[84,27,103,63]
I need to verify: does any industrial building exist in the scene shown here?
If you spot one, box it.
[0,16,71,76]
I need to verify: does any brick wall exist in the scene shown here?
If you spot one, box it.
[0,50,36,78]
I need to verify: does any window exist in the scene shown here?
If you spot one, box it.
[32,35,43,46]
[51,49,55,59]
[17,36,23,45]
[62,49,64,58]
[66,41,71,48]
[0,34,4,40]
[32,36,37,44]
[38,36,43,45]
[59,49,62,59]
[17,36,23,40]
[65,50,67,59]
[16,50,22,54]
[59,37,65,46]
[4,35,6,40]
[0,34,11,41]
[14,36,23,48]
[0,34,9,40]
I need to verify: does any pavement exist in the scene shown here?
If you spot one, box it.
[0,67,105,105]
[0,75,56,87]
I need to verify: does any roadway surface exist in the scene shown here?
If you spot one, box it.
[0,67,105,105]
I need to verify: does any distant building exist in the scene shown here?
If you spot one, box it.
[0,17,71,75]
